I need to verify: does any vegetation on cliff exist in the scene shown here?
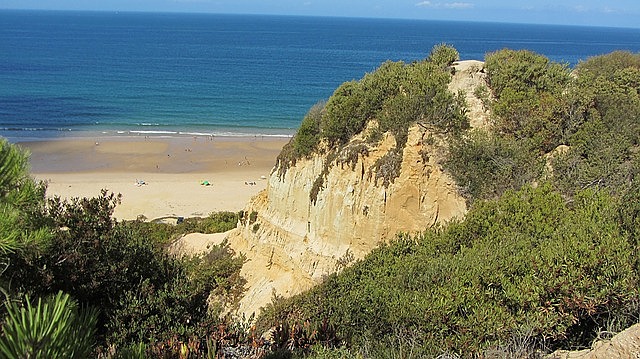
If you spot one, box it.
[447,49,640,204]
[259,185,640,357]
[276,43,469,195]
[258,49,640,357]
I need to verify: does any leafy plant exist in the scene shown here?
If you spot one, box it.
[275,49,469,186]
[445,130,543,203]
[258,185,639,356]
[0,138,49,256]
[427,43,459,68]
[0,291,98,359]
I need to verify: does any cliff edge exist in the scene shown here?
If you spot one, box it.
[227,60,489,317]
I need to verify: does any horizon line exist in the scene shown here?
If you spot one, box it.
[2,7,640,31]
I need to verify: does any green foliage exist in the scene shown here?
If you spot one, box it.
[0,291,98,359]
[447,49,640,204]
[294,101,325,158]
[551,51,640,197]
[485,49,570,99]
[445,130,543,203]
[258,185,639,357]
[118,211,239,247]
[427,42,459,67]
[551,118,638,197]
[276,101,325,177]
[184,211,239,234]
[278,50,469,186]
[575,50,640,81]
[321,81,368,146]
[106,276,211,349]
[619,179,640,241]
[376,60,468,141]
[365,125,383,144]
[0,138,49,256]
[107,241,245,350]
[0,138,30,199]
[249,211,258,224]
[185,240,247,310]
[485,49,571,152]
[473,84,491,110]
[3,188,246,354]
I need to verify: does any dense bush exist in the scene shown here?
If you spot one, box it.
[445,130,543,203]
[293,101,325,158]
[0,139,49,256]
[258,185,640,357]
[485,49,569,99]
[322,81,369,146]
[4,47,640,357]
[277,48,469,190]
[0,139,247,356]
[133,211,240,245]
[484,49,571,152]
[575,50,640,81]
[551,51,640,197]
[445,49,640,204]
[2,191,244,353]
[427,42,459,68]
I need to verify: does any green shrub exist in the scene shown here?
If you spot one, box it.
[321,81,367,146]
[576,50,640,81]
[427,42,459,67]
[550,53,640,198]
[277,51,468,183]
[4,189,246,354]
[0,291,98,359]
[127,211,240,246]
[445,130,543,203]
[106,276,211,349]
[551,118,638,197]
[258,185,639,356]
[485,49,570,152]
[0,138,50,256]
[485,49,570,99]
[293,101,325,158]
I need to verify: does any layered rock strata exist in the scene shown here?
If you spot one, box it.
[228,60,489,316]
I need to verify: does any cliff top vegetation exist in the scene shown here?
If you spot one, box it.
[257,48,640,357]
[276,44,469,190]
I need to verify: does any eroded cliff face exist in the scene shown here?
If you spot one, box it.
[227,60,489,317]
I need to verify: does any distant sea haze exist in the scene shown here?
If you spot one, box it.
[1,10,640,141]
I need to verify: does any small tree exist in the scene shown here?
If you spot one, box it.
[0,138,49,254]
[427,43,459,67]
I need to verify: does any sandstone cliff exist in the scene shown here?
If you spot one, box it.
[548,323,640,359]
[227,60,490,317]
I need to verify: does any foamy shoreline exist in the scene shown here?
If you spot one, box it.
[19,135,288,221]
[3,127,295,144]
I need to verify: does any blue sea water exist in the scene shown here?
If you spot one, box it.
[1,10,640,141]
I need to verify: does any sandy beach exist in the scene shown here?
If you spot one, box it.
[19,136,288,221]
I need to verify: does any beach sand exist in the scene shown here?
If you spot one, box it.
[20,136,288,221]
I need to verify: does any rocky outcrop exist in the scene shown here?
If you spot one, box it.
[548,323,640,359]
[449,60,490,129]
[227,60,490,317]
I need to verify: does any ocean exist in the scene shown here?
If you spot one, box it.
[1,10,640,141]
